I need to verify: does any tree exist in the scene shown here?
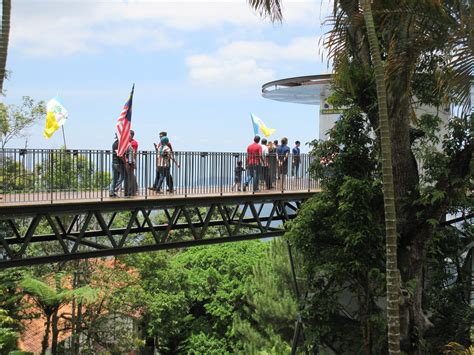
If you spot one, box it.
[248,1,472,352]
[38,149,111,191]
[233,238,300,353]
[0,308,18,353]
[360,1,400,353]
[0,0,11,95]
[287,104,388,354]
[20,274,98,355]
[0,268,30,352]
[123,241,269,353]
[0,96,46,148]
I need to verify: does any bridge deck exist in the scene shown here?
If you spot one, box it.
[0,187,319,216]
[0,149,319,266]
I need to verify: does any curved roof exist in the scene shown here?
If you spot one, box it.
[262,74,332,105]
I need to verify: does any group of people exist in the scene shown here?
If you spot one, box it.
[109,132,301,197]
[109,130,139,197]
[234,136,301,192]
[109,131,178,197]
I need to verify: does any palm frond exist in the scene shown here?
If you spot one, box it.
[20,277,58,306]
[71,285,99,305]
[248,0,283,22]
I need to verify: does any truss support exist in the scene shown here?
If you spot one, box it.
[0,193,311,268]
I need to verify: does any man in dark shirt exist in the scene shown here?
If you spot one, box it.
[273,139,280,180]
[244,135,262,192]
[276,137,290,190]
[109,136,125,197]
[292,140,301,177]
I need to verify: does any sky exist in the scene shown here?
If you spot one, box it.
[3,0,332,153]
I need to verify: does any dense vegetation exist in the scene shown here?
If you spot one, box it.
[0,237,303,354]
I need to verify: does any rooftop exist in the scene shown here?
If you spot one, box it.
[262,74,333,105]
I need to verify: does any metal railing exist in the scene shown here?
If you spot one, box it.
[0,148,318,203]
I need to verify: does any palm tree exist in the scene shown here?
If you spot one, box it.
[0,0,11,95]
[359,3,400,354]
[21,275,98,354]
[248,0,472,353]
[248,0,401,352]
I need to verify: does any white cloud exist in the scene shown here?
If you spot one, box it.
[187,55,274,86]
[10,0,331,57]
[186,36,326,87]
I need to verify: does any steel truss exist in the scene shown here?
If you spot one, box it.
[0,193,309,268]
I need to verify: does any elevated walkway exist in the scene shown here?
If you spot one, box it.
[0,149,319,267]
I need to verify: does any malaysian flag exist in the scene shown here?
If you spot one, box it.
[116,85,135,157]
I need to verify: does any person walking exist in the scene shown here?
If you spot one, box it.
[150,131,175,192]
[155,136,179,193]
[109,135,125,197]
[244,135,262,192]
[276,137,290,190]
[261,138,271,189]
[291,140,301,178]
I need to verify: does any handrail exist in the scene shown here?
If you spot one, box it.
[0,148,318,203]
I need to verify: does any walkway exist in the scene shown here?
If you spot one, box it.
[0,148,319,209]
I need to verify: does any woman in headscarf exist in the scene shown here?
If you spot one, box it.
[155,136,179,193]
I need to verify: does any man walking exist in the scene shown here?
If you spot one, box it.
[150,131,175,192]
[244,135,262,192]
[292,140,301,177]
[109,135,125,197]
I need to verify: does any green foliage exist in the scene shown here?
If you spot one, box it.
[423,219,474,353]
[0,268,29,352]
[38,150,111,191]
[123,241,268,353]
[20,275,98,309]
[287,106,387,353]
[0,96,45,148]
[183,332,229,354]
[0,157,35,192]
[233,238,298,353]
[0,308,18,353]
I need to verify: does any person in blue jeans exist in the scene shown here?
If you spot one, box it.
[291,140,301,177]
[244,136,263,192]
[276,137,290,190]
[109,136,125,197]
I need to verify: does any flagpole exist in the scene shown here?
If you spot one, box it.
[61,126,67,149]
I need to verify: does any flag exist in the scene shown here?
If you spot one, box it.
[116,85,135,157]
[250,113,275,138]
[43,97,68,139]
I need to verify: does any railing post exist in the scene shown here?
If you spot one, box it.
[184,152,188,198]
[100,150,104,202]
[144,151,148,199]
[220,153,223,196]
[50,150,54,204]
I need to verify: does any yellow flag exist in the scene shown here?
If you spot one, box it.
[43,97,68,139]
[250,113,276,138]
[43,111,60,138]
[259,122,276,137]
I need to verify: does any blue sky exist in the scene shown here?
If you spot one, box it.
[4,0,332,152]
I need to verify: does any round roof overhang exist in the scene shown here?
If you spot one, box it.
[262,74,333,105]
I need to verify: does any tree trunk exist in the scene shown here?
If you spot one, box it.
[0,0,11,95]
[41,313,51,355]
[360,1,401,354]
[52,310,59,354]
